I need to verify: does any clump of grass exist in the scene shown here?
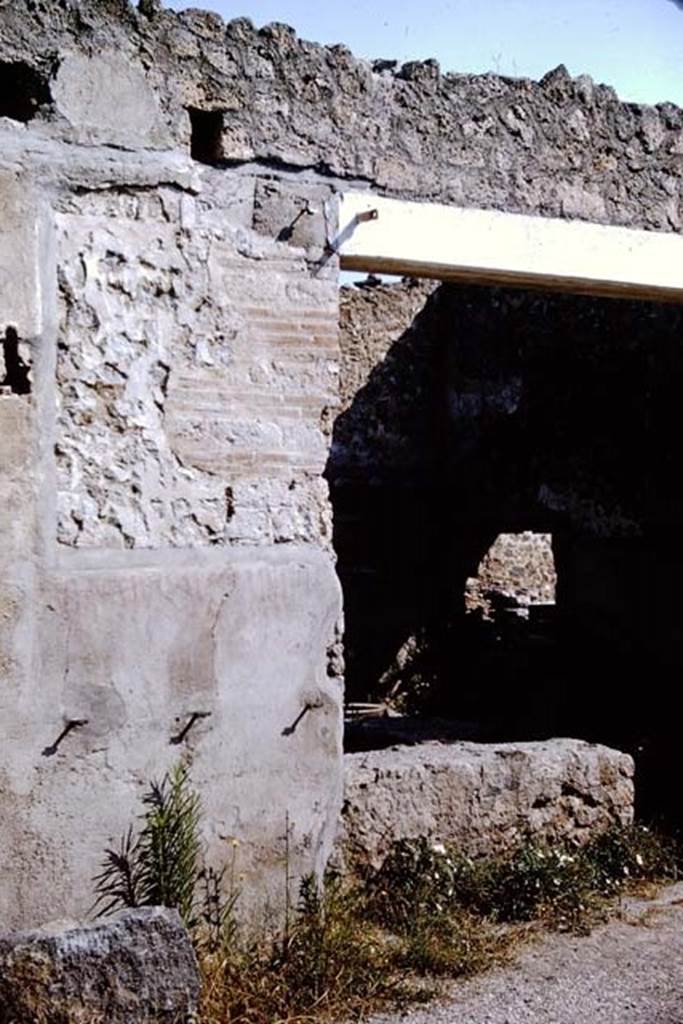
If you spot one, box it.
[199,836,511,1020]
[199,873,502,1023]
[485,824,679,930]
[453,842,605,933]
[94,768,680,1024]
[392,908,510,980]
[584,823,679,895]
[200,875,417,1024]
[364,836,459,931]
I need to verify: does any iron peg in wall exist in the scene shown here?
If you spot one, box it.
[42,719,88,758]
[282,700,323,737]
[277,199,319,243]
[321,207,380,260]
[170,710,212,746]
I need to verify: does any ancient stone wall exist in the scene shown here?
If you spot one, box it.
[1,0,682,927]
[2,0,682,227]
[0,16,346,925]
[464,532,557,617]
[54,184,337,549]
[0,138,344,930]
[329,280,448,700]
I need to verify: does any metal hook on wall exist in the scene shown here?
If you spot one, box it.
[170,710,212,746]
[277,199,319,243]
[281,700,323,737]
[316,207,380,274]
[42,719,88,758]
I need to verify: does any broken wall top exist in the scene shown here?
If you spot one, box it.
[1,0,682,232]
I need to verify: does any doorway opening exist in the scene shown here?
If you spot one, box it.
[327,267,683,827]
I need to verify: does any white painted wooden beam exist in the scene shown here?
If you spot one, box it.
[337,193,683,303]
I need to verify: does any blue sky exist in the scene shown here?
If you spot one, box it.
[165,0,683,106]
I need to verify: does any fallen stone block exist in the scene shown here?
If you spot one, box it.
[337,738,634,873]
[0,907,200,1024]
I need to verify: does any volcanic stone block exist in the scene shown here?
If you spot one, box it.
[337,738,634,873]
[51,52,167,149]
[0,908,200,1024]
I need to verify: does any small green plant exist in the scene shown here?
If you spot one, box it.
[364,837,511,977]
[93,762,235,944]
[455,842,603,932]
[93,762,200,925]
[365,836,459,931]
[584,823,679,895]
[200,873,415,1024]
[367,825,679,940]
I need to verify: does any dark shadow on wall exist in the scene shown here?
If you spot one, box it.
[325,281,465,708]
[1,327,32,395]
[328,279,683,827]
[0,61,50,122]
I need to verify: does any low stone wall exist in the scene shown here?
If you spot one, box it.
[337,739,634,874]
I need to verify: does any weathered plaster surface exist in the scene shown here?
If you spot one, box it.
[0,545,341,927]
[0,398,37,704]
[0,7,345,923]
[55,186,337,549]
[52,51,169,150]
[0,159,343,927]
[0,171,42,339]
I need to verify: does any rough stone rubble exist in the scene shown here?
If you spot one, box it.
[465,532,557,618]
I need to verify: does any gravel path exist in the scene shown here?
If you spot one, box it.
[371,883,683,1024]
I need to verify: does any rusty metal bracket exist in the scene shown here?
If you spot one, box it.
[282,700,323,737]
[321,208,380,262]
[42,719,88,757]
[170,710,212,746]
[356,208,379,224]
[277,199,318,242]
